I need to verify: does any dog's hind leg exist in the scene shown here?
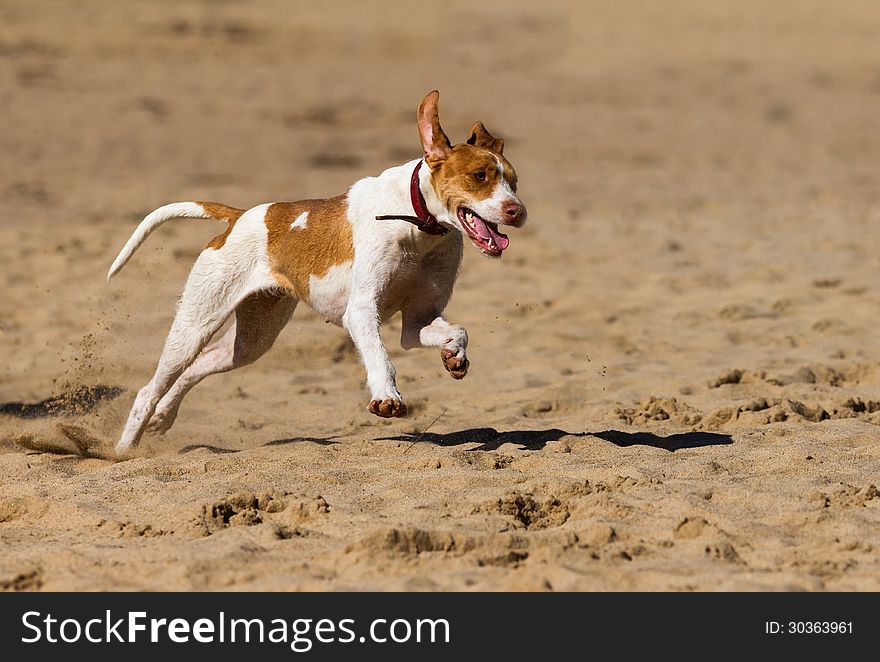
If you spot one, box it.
[146,290,296,434]
[115,217,277,454]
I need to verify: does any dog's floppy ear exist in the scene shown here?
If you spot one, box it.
[417,90,452,167]
[466,121,504,155]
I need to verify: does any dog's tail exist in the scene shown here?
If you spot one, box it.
[107,202,245,282]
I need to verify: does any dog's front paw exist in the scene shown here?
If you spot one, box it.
[441,349,469,379]
[368,398,408,418]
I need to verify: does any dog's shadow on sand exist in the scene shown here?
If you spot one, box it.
[176,429,731,455]
[178,436,340,454]
[377,427,732,452]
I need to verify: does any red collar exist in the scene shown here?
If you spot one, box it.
[375,160,449,235]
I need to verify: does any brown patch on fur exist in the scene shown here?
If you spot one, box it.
[264,196,354,299]
[429,144,518,209]
[199,202,247,250]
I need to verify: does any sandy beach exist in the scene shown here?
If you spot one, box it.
[1,0,879,590]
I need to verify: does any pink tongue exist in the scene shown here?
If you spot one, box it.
[489,225,510,250]
[473,216,510,251]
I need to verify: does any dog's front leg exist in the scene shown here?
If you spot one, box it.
[343,297,407,418]
[401,312,469,379]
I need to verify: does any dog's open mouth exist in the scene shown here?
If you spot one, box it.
[457,207,510,256]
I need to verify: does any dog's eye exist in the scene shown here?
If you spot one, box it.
[473,171,486,182]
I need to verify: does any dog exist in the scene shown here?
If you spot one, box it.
[107,91,527,454]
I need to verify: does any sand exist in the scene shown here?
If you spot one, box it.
[1,0,879,591]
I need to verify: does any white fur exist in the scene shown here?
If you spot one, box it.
[109,151,518,453]
[107,202,219,280]
[290,211,309,230]
[308,260,352,324]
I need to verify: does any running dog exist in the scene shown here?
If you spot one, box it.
[108,91,527,454]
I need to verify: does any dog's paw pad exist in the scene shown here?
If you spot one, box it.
[441,350,469,379]
[368,398,408,418]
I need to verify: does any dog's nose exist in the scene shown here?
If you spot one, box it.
[502,202,525,223]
